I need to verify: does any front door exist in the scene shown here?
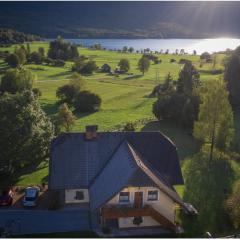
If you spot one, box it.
[134,192,143,208]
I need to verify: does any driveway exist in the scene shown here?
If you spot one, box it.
[0,209,90,236]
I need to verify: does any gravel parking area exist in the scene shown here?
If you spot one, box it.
[0,186,50,210]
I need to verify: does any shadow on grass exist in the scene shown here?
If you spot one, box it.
[41,102,59,115]
[124,74,143,80]
[141,120,199,160]
[74,111,96,120]
[49,70,72,79]
[0,161,48,188]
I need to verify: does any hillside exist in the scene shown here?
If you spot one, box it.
[1,2,240,38]
[0,28,41,45]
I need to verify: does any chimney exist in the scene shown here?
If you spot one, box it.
[85,125,98,140]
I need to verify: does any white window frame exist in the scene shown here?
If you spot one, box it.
[119,191,130,203]
[147,190,159,201]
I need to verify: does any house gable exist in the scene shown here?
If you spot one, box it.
[89,141,184,211]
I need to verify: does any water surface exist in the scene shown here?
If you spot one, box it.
[65,38,240,54]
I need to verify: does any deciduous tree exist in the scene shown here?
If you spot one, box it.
[138,56,150,75]
[0,68,35,94]
[0,91,54,176]
[118,59,130,72]
[194,79,234,161]
[55,103,76,132]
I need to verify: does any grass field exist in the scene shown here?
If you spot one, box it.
[0,41,226,186]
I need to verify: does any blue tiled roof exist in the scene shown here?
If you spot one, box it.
[89,141,184,210]
[49,131,184,190]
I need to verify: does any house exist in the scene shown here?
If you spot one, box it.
[49,125,196,236]
[101,63,111,73]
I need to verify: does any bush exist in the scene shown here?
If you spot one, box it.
[56,84,79,105]
[29,51,43,64]
[170,58,176,63]
[5,53,20,67]
[153,93,199,128]
[56,73,85,105]
[53,59,65,67]
[179,59,191,64]
[32,88,42,98]
[73,90,101,112]
[80,60,97,74]
[123,122,135,131]
[45,58,54,65]
[200,52,211,61]
[154,59,161,64]
[72,59,97,75]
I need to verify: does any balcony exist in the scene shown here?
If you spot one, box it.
[101,204,177,232]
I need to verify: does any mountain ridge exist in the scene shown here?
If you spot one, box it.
[0,2,240,39]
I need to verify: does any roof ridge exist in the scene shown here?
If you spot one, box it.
[89,139,128,187]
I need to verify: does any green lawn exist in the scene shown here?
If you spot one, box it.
[0,41,225,186]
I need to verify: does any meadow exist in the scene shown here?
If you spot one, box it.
[0,42,226,188]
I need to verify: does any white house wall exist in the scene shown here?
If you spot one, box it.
[107,186,176,228]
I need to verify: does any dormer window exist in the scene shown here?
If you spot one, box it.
[147,190,158,201]
[119,192,130,203]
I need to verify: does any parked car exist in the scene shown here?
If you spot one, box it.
[0,188,14,206]
[22,186,40,207]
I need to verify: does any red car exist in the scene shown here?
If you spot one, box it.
[0,188,14,206]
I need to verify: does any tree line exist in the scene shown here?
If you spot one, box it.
[0,28,41,46]
[150,46,240,236]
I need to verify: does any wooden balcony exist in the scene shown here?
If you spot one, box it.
[101,204,177,232]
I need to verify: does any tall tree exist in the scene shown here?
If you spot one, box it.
[55,103,76,133]
[224,46,240,106]
[138,56,150,75]
[15,45,27,66]
[177,61,200,95]
[38,47,45,58]
[118,59,130,72]
[194,79,234,162]
[0,91,54,175]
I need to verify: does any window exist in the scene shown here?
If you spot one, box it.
[119,192,130,203]
[75,191,84,200]
[147,190,158,201]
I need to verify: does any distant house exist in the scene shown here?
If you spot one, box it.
[101,63,111,73]
[49,126,196,236]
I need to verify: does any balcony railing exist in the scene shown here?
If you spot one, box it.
[101,204,177,232]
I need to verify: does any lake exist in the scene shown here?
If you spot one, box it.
[65,38,240,54]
